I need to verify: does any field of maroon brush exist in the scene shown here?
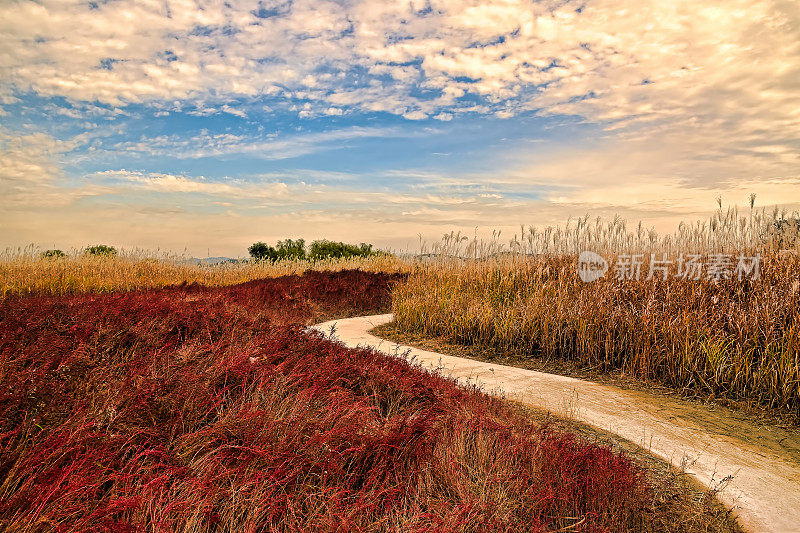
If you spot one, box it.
[1,270,653,532]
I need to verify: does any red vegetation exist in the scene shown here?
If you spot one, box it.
[0,270,650,531]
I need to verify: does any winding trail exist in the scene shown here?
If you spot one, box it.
[313,314,800,533]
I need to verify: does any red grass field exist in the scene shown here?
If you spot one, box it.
[1,270,655,531]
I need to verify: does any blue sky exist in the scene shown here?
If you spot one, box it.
[5,93,581,181]
[2,0,799,256]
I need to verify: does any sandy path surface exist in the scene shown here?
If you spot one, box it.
[313,314,800,533]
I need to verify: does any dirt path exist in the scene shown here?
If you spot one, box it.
[313,314,800,533]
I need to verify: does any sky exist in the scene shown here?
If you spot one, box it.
[1,0,799,257]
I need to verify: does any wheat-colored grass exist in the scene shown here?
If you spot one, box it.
[0,248,409,297]
[395,204,800,416]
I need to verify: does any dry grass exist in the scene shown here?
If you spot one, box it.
[394,204,800,418]
[418,201,799,258]
[0,248,409,297]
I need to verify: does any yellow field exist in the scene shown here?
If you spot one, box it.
[0,249,409,297]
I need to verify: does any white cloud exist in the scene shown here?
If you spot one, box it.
[402,110,428,120]
[1,0,795,143]
[92,169,293,199]
[221,105,247,118]
[107,126,407,160]
[0,130,109,210]
[0,131,69,184]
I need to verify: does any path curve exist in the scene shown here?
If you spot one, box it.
[313,314,800,533]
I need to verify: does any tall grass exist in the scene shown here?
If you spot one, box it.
[419,201,799,258]
[0,247,408,297]
[395,204,800,417]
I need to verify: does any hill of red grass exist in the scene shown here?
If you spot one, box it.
[1,270,651,531]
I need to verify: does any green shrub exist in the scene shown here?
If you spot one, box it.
[41,249,66,259]
[85,244,117,256]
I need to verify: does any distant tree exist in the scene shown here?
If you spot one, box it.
[41,249,66,259]
[85,244,117,256]
[308,240,376,260]
[249,239,306,262]
[275,238,306,260]
[248,241,277,262]
[249,238,379,262]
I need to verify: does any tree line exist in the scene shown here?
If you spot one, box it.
[248,239,379,262]
[38,240,382,262]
